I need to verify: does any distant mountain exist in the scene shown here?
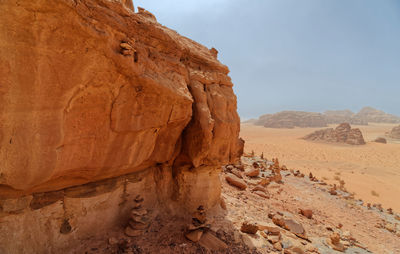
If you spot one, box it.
[250,107,400,128]
[352,107,400,124]
[255,111,327,128]
[324,110,368,125]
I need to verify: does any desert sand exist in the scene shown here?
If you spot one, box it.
[240,123,400,212]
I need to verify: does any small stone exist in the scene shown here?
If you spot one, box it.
[108,237,118,245]
[240,222,258,234]
[129,220,149,230]
[273,242,282,251]
[134,195,144,203]
[120,42,133,50]
[231,168,243,179]
[267,234,281,243]
[385,223,396,233]
[245,168,260,177]
[185,229,203,242]
[254,191,270,199]
[329,189,337,195]
[198,231,228,251]
[124,226,142,237]
[225,174,247,190]
[330,232,340,245]
[131,208,147,216]
[299,209,313,219]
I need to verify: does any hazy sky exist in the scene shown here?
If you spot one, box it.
[134,0,400,119]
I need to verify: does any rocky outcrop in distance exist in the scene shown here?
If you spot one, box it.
[252,107,400,128]
[303,123,366,145]
[0,0,242,252]
[388,125,400,139]
[256,111,327,128]
[354,107,400,124]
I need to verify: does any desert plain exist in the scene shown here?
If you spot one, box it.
[241,123,400,212]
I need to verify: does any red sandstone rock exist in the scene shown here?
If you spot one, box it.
[299,209,313,219]
[225,174,247,190]
[245,168,260,177]
[0,0,242,197]
[240,222,258,234]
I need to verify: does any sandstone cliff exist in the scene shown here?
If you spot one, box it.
[303,123,366,145]
[259,111,327,128]
[0,1,242,252]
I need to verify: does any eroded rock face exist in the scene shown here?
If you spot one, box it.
[259,111,327,129]
[0,1,242,252]
[303,123,365,145]
[0,0,241,196]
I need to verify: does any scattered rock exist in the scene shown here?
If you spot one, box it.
[198,231,228,251]
[253,191,270,199]
[225,174,247,190]
[328,232,345,252]
[240,222,258,234]
[245,168,260,177]
[185,229,203,242]
[299,209,313,219]
[231,168,243,179]
[273,242,283,251]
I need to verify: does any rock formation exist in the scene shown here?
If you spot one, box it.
[252,107,400,127]
[388,125,400,139]
[324,110,368,125]
[0,1,242,252]
[353,107,400,124]
[303,123,366,145]
[259,111,328,128]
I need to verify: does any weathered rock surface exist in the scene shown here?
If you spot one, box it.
[259,111,327,128]
[0,0,241,195]
[303,123,365,145]
[388,125,400,139]
[0,1,242,253]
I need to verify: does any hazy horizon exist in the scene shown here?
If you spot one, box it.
[135,0,400,119]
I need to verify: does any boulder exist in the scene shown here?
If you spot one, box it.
[240,222,259,234]
[225,174,247,190]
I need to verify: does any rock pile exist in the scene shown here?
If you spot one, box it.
[303,123,366,145]
[124,195,150,237]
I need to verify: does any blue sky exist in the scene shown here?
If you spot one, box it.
[134,0,400,119]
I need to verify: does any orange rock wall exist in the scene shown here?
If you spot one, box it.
[0,0,241,197]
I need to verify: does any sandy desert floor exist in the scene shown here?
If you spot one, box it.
[240,123,400,212]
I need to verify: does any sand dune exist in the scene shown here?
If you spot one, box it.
[240,123,400,212]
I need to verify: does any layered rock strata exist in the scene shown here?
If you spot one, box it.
[0,0,242,252]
